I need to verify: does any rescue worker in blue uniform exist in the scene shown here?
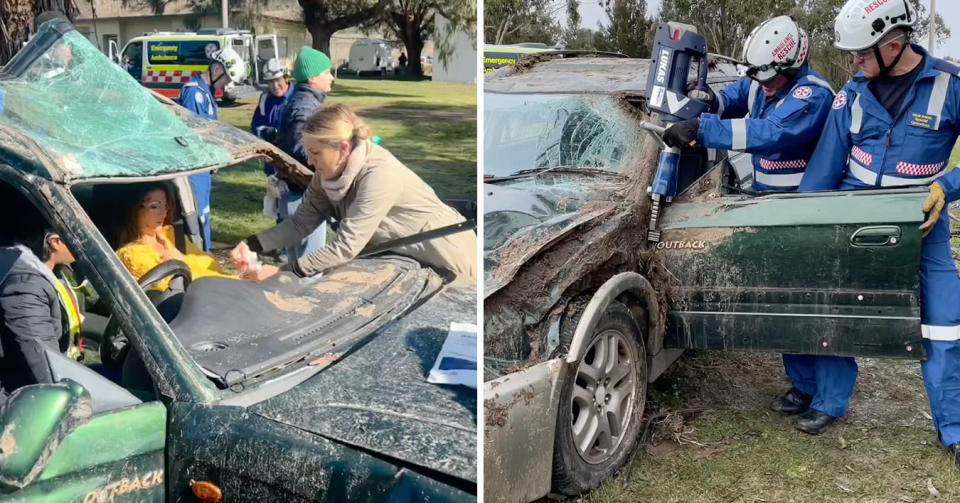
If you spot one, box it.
[250,58,294,151]
[176,46,246,251]
[663,16,834,191]
[799,0,960,451]
[249,57,326,265]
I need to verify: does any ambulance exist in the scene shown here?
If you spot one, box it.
[109,28,279,101]
[483,43,552,73]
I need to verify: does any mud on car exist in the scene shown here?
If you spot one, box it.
[483,53,929,501]
[0,20,476,502]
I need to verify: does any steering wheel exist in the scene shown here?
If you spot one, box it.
[100,260,192,370]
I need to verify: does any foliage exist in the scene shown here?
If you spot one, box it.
[656,0,951,89]
[483,0,562,46]
[371,0,476,77]
[298,0,382,54]
[597,0,652,58]
[0,0,75,65]
[656,0,796,58]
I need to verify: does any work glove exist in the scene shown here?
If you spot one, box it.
[663,118,700,149]
[687,82,716,109]
[919,181,946,238]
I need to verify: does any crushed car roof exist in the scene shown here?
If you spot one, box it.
[0,20,305,184]
[485,55,741,95]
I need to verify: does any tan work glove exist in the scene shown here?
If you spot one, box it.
[919,182,946,238]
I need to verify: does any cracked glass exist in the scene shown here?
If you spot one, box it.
[0,22,230,180]
[484,93,637,177]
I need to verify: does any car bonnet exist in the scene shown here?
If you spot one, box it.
[248,285,478,485]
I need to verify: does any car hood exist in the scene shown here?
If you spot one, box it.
[249,285,477,485]
[484,174,621,297]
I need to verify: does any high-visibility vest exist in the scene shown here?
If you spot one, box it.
[54,278,83,361]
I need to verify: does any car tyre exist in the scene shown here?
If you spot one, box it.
[552,300,647,495]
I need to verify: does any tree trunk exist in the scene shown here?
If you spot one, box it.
[1,0,36,65]
[404,32,423,78]
[306,19,334,54]
[0,0,75,65]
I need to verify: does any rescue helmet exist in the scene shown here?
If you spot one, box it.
[834,0,914,51]
[262,58,286,82]
[209,46,247,84]
[740,16,809,82]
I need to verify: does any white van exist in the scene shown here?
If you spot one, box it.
[347,39,394,75]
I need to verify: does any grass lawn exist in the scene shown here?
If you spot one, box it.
[210,79,476,244]
[577,352,960,503]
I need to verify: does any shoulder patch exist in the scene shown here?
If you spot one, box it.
[194,92,205,105]
[793,86,812,99]
[832,92,847,110]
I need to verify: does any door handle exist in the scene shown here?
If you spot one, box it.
[850,225,901,247]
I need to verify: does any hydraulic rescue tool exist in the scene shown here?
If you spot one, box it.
[643,22,711,242]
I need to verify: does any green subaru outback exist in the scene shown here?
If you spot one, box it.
[483,53,927,501]
[0,20,476,502]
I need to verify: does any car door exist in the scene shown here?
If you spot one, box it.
[255,35,279,84]
[119,40,143,82]
[657,173,925,359]
[0,391,166,502]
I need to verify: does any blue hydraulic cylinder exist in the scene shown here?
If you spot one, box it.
[649,147,682,200]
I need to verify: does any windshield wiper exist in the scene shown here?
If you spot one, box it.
[485,166,618,182]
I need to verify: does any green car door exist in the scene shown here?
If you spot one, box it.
[656,185,926,359]
[0,383,166,503]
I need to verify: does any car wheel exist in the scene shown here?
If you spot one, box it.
[552,300,647,495]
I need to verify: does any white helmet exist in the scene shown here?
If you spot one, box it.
[740,16,809,82]
[834,0,914,51]
[262,58,286,81]
[210,46,247,84]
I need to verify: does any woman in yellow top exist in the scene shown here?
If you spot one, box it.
[116,183,236,290]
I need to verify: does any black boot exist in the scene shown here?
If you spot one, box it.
[950,443,960,470]
[771,388,813,415]
[797,409,837,435]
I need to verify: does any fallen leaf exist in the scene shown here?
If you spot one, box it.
[837,483,854,494]
[839,436,847,449]
[920,409,933,420]
[309,353,341,366]
[844,465,855,474]
[927,478,940,497]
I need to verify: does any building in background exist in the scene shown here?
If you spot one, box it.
[73,0,434,73]
[432,15,476,84]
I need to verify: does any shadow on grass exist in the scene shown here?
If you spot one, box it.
[329,88,423,99]
[358,103,476,123]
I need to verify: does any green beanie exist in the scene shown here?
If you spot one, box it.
[293,46,332,83]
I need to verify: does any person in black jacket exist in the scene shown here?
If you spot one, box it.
[273,46,333,264]
[0,227,76,401]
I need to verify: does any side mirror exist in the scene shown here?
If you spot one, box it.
[0,380,92,489]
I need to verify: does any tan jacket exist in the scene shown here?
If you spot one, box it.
[256,141,477,284]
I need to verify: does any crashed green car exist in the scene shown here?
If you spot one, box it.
[0,21,476,502]
[483,54,927,502]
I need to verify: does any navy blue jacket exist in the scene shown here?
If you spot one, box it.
[698,64,834,191]
[251,84,294,175]
[276,84,327,174]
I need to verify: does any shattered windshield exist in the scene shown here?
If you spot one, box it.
[484,93,638,177]
[0,21,230,180]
